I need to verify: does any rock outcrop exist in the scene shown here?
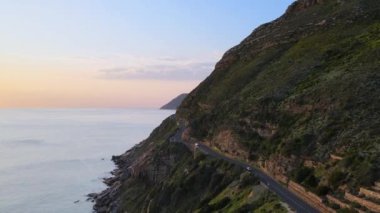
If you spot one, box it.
[286,0,326,14]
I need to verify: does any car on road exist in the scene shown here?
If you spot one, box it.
[195,143,199,147]
[246,166,252,171]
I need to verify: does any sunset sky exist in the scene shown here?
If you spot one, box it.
[0,0,294,108]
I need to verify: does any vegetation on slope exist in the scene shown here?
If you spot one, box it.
[178,0,380,191]
[107,118,286,213]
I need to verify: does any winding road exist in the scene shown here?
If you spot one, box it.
[171,125,320,213]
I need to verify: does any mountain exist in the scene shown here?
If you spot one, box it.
[92,0,380,212]
[160,93,188,110]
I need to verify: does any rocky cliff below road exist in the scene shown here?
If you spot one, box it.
[90,116,287,212]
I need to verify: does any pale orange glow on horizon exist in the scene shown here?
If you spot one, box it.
[0,47,218,108]
[0,52,213,108]
[0,68,200,108]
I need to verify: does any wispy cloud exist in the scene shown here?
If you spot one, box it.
[98,57,216,81]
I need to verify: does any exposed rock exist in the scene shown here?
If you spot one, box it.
[286,0,326,14]
[87,193,98,202]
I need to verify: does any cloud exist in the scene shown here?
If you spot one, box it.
[98,57,216,81]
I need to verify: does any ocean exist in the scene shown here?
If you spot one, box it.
[0,109,174,213]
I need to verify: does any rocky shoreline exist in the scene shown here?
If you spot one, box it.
[88,149,135,212]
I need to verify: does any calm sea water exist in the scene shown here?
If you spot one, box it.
[0,109,174,213]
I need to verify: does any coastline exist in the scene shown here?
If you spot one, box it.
[89,145,137,212]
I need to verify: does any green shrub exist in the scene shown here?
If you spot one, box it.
[209,197,231,210]
[316,185,330,196]
[304,174,319,188]
[336,208,357,213]
[293,166,314,183]
[328,170,346,188]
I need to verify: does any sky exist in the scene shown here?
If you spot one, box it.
[0,0,294,108]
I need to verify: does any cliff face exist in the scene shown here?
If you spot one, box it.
[94,0,380,212]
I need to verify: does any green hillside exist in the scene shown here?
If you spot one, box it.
[93,0,380,212]
[178,0,379,190]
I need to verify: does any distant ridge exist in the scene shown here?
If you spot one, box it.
[160,93,187,110]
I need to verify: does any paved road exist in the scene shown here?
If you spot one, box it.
[171,126,320,213]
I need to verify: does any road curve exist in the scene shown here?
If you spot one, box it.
[171,126,320,213]
[196,144,320,213]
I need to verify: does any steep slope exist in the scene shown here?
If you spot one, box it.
[179,0,379,188]
[94,0,380,212]
[161,93,188,110]
[176,0,380,211]
[92,117,287,212]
